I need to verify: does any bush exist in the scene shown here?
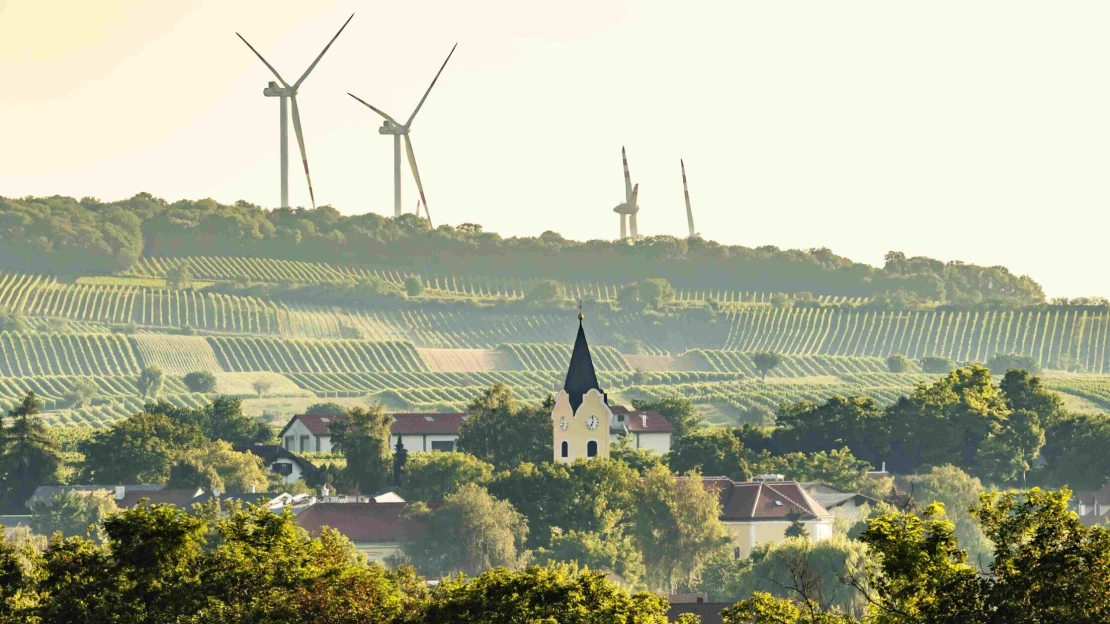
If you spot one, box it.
[183,371,217,393]
[524,280,566,306]
[165,259,192,290]
[987,352,1041,375]
[885,354,911,373]
[404,275,424,297]
[770,293,793,309]
[0,307,26,332]
[920,355,956,374]
[638,278,676,310]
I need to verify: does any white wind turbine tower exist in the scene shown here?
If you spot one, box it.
[681,159,699,238]
[349,44,458,224]
[237,14,354,209]
[612,147,640,242]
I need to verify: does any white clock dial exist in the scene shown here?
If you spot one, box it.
[559,416,569,431]
[586,415,600,430]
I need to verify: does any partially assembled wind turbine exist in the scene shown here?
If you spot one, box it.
[237,14,354,209]
[349,44,457,224]
[612,147,640,242]
[681,159,698,238]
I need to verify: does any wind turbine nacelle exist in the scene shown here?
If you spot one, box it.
[378,121,402,134]
[263,83,295,97]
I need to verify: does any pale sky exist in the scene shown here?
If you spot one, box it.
[1,0,1107,298]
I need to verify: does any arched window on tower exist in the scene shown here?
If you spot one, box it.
[587,440,598,457]
[561,441,569,458]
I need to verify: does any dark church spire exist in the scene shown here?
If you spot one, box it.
[564,312,602,412]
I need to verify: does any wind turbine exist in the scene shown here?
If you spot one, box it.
[237,14,353,209]
[681,159,698,238]
[349,43,457,224]
[612,147,640,242]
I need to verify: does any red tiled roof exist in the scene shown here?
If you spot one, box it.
[698,478,831,521]
[283,412,466,437]
[295,502,425,543]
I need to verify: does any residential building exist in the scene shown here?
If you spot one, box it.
[1072,483,1110,526]
[278,412,465,454]
[25,484,164,509]
[801,482,878,515]
[701,475,834,559]
[294,500,424,563]
[237,443,317,483]
[609,405,673,453]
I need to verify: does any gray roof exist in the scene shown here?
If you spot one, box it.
[799,483,877,510]
[26,484,164,508]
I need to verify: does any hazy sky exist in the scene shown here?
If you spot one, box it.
[1,0,1107,298]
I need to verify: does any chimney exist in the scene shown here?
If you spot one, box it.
[114,486,125,500]
[641,414,647,428]
[250,483,256,494]
[321,484,330,497]
[881,461,886,473]
[212,489,221,499]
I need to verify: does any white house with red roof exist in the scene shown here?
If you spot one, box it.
[698,475,834,559]
[609,405,674,454]
[279,412,466,454]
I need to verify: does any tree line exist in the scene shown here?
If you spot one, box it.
[0,194,1044,305]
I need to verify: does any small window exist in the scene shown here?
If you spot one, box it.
[285,436,294,451]
[315,437,321,452]
[431,440,454,452]
[561,441,569,458]
[300,435,309,452]
[586,440,598,458]
[734,547,741,560]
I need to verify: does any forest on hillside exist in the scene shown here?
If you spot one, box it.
[0,194,1044,305]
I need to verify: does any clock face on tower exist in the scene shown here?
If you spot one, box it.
[586,414,600,430]
[559,416,569,431]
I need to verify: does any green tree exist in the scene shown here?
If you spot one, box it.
[251,379,272,398]
[30,490,118,541]
[638,278,675,310]
[79,410,208,484]
[919,355,955,374]
[987,352,1041,375]
[668,428,749,481]
[770,293,793,309]
[977,409,1045,485]
[0,392,62,508]
[783,510,810,538]
[524,279,566,306]
[773,396,889,467]
[145,396,271,447]
[392,437,408,487]
[400,451,493,502]
[896,465,993,568]
[754,447,871,492]
[1041,411,1110,489]
[413,563,671,624]
[533,529,646,589]
[182,371,217,393]
[631,395,704,441]
[885,354,910,373]
[1000,368,1064,422]
[329,405,393,495]
[165,258,192,290]
[64,377,99,408]
[402,483,528,576]
[0,307,26,333]
[137,365,165,399]
[634,465,731,592]
[751,352,783,381]
[404,275,424,297]
[167,440,270,492]
[304,402,346,415]
[456,384,551,470]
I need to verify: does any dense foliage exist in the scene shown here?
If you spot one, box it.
[0,194,1045,304]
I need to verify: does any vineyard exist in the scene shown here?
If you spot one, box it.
[498,343,630,372]
[206,337,428,373]
[0,332,141,377]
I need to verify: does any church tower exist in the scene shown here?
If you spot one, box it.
[552,312,613,462]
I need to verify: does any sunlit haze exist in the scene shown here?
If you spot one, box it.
[1,0,1108,298]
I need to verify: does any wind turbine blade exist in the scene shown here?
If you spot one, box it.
[236,33,289,87]
[347,93,400,125]
[404,134,431,226]
[630,183,639,206]
[289,96,317,209]
[405,43,458,127]
[294,14,354,88]
[682,159,695,237]
[622,146,633,203]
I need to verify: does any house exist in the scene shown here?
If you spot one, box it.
[278,412,466,454]
[25,484,165,508]
[294,500,424,563]
[801,483,878,515]
[609,406,674,453]
[1072,483,1110,526]
[667,602,730,624]
[700,475,834,559]
[237,443,317,483]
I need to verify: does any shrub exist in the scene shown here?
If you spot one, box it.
[920,355,956,374]
[770,293,793,309]
[524,280,566,306]
[404,275,424,297]
[987,352,1041,375]
[885,354,911,373]
[183,371,217,393]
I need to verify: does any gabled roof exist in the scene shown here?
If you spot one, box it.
[237,444,317,473]
[281,412,466,438]
[295,501,425,543]
[26,484,164,508]
[698,477,832,521]
[610,409,674,434]
[563,318,602,412]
